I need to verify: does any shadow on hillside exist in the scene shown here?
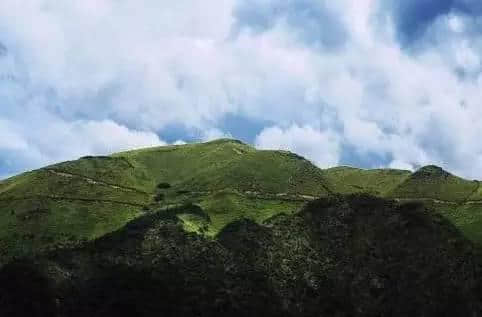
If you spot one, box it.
[0,194,481,316]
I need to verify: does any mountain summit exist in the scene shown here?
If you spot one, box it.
[2,139,482,264]
[1,139,482,316]
[0,139,332,263]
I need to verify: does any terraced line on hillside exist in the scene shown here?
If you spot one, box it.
[52,165,477,206]
[0,195,147,208]
[464,200,482,205]
[3,194,477,215]
[38,170,482,206]
[46,169,152,194]
[437,180,482,219]
[394,198,459,205]
[243,191,317,201]
[13,168,482,210]
[47,169,321,203]
[465,181,481,205]
[24,169,482,211]
[393,197,482,204]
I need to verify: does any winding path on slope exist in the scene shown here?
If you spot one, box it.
[0,194,146,207]
[47,169,151,194]
[4,169,482,210]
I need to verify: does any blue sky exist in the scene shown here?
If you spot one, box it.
[1,0,482,179]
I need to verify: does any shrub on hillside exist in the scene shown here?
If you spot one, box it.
[154,193,164,202]
[157,182,171,189]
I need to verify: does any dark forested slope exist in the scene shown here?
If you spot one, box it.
[1,195,479,316]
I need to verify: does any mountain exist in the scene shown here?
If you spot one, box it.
[2,139,482,315]
[3,139,482,257]
[325,164,482,245]
[385,165,482,244]
[1,194,479,316]
[0,139,332,264]
[386,165,479,201]
[3,138,482,254]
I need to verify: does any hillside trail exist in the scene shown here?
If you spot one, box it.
[464,181,481,205]
[46,169,320,202]
[0,195,146,207]
[47,169,150,194]
[7,169,482,209]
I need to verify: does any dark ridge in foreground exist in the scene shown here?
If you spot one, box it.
[1,194,480,317]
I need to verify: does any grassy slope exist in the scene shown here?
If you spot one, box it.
[386,165,478,202]
[114,139,331,195]
[385,165,482,245]
[3,139,482,261]
[0,139,331,262]
[0,168,149,263]
[324,166,411,195]
[1,195,477,316]
[308,164,482,246]
[112,139,329,236]
[197,191,302,235]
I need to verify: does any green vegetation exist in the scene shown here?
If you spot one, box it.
[198,191,303,235]
[156,182,171,189]
[324,166,411,195]
[323,164,482,246]
[0,168,149,264]
[0,139,329,262]
[3,139,482,315]
[443,203,482,244]
[3,138,482,262]
[113,139,332,195]
[386,165,479,202]
[1,195,479,316]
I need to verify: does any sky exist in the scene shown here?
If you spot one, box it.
[1,0,482,179]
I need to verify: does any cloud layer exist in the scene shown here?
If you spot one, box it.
[1,0,482,179]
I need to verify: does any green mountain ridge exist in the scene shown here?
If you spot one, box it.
[2,138,482,265]
[0,139,332,263]
[2,138,482,316]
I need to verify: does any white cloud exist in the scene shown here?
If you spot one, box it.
[389,160,415,171]
[1,0,482,179]
[201,128,233,142]
[0,117,164,177]
[71,120,165,154]
[0,120,29,151]
[255,125,340,168]
[447,14,464,33]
